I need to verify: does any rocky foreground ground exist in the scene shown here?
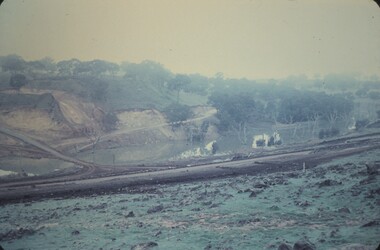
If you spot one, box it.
[0,149,379,250]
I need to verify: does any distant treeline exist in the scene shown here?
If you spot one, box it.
[0,55,379,137]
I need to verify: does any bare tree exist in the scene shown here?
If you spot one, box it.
[308,113,320,138]
[327,109,339,129]
[232,122,248,145]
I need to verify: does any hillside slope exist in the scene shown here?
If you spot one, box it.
[0,87,217,152]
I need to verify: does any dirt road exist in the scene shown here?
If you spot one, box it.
[0,126,98,175]
[0,132,379,204]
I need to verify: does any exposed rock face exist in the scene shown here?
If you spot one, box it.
[0,93,64,121]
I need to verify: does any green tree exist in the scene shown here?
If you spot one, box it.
[277,91,353,124]
[102,112,118,132]
[122,60,172,88]
[0,54,26,73]
[74,60,119,77]
[10,74,27,90]
[208,92,257,144]
[28,57,56,74]
[163,103,192,125]
[57,59,81,76]
[168,74,191,102]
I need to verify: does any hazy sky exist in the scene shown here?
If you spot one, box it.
[0,0,379,79]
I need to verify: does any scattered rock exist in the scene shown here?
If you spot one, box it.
[147,205,164,214]
[190,185,202,191]
[236,218,260,226]
[204,243,212,250]
[49,211,59,219]
[126,211,135,218]
[317,179,341,188]
[249,189,263,198]
[286,172,300,178]
[368,188,380,196]
[269,205,280,211]
[202,201,212,206]
[209,203,219,208]
[359,176,376,185]
[197,193,208,201]
[131,241,158,250]
[0,228,36,241]
[366,188,380,198]
[253,181,269,189]
[337,207,351,214]
[293,239,316,250]
[88,203,107,210]
[154,231,161,237]
[330,228,340,238]
[328,164,345,173]
[361,220,380,227]
[273,176,288,185]
[71,230,80,236]
[365,163,379,176]
[350,189,361,196]
[249,191,257,198]
[277,243,292,250]
[296,201,312,207]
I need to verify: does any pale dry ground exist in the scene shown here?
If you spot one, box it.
[55,106,217,151]
[0,88,217,151]
[0,88,99,143]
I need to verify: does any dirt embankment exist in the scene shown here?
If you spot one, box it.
[108,106,217,146]
[0,92,72,141]
[0,88,218,157]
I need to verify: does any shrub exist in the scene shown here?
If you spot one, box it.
[163,103,192,124]
[10,74,27,89]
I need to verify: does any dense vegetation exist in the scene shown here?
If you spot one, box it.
[0,54,379,144]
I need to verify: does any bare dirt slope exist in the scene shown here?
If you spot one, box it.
[55,106,218,151]
[0,88,219,175]
[2,88,210,150]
